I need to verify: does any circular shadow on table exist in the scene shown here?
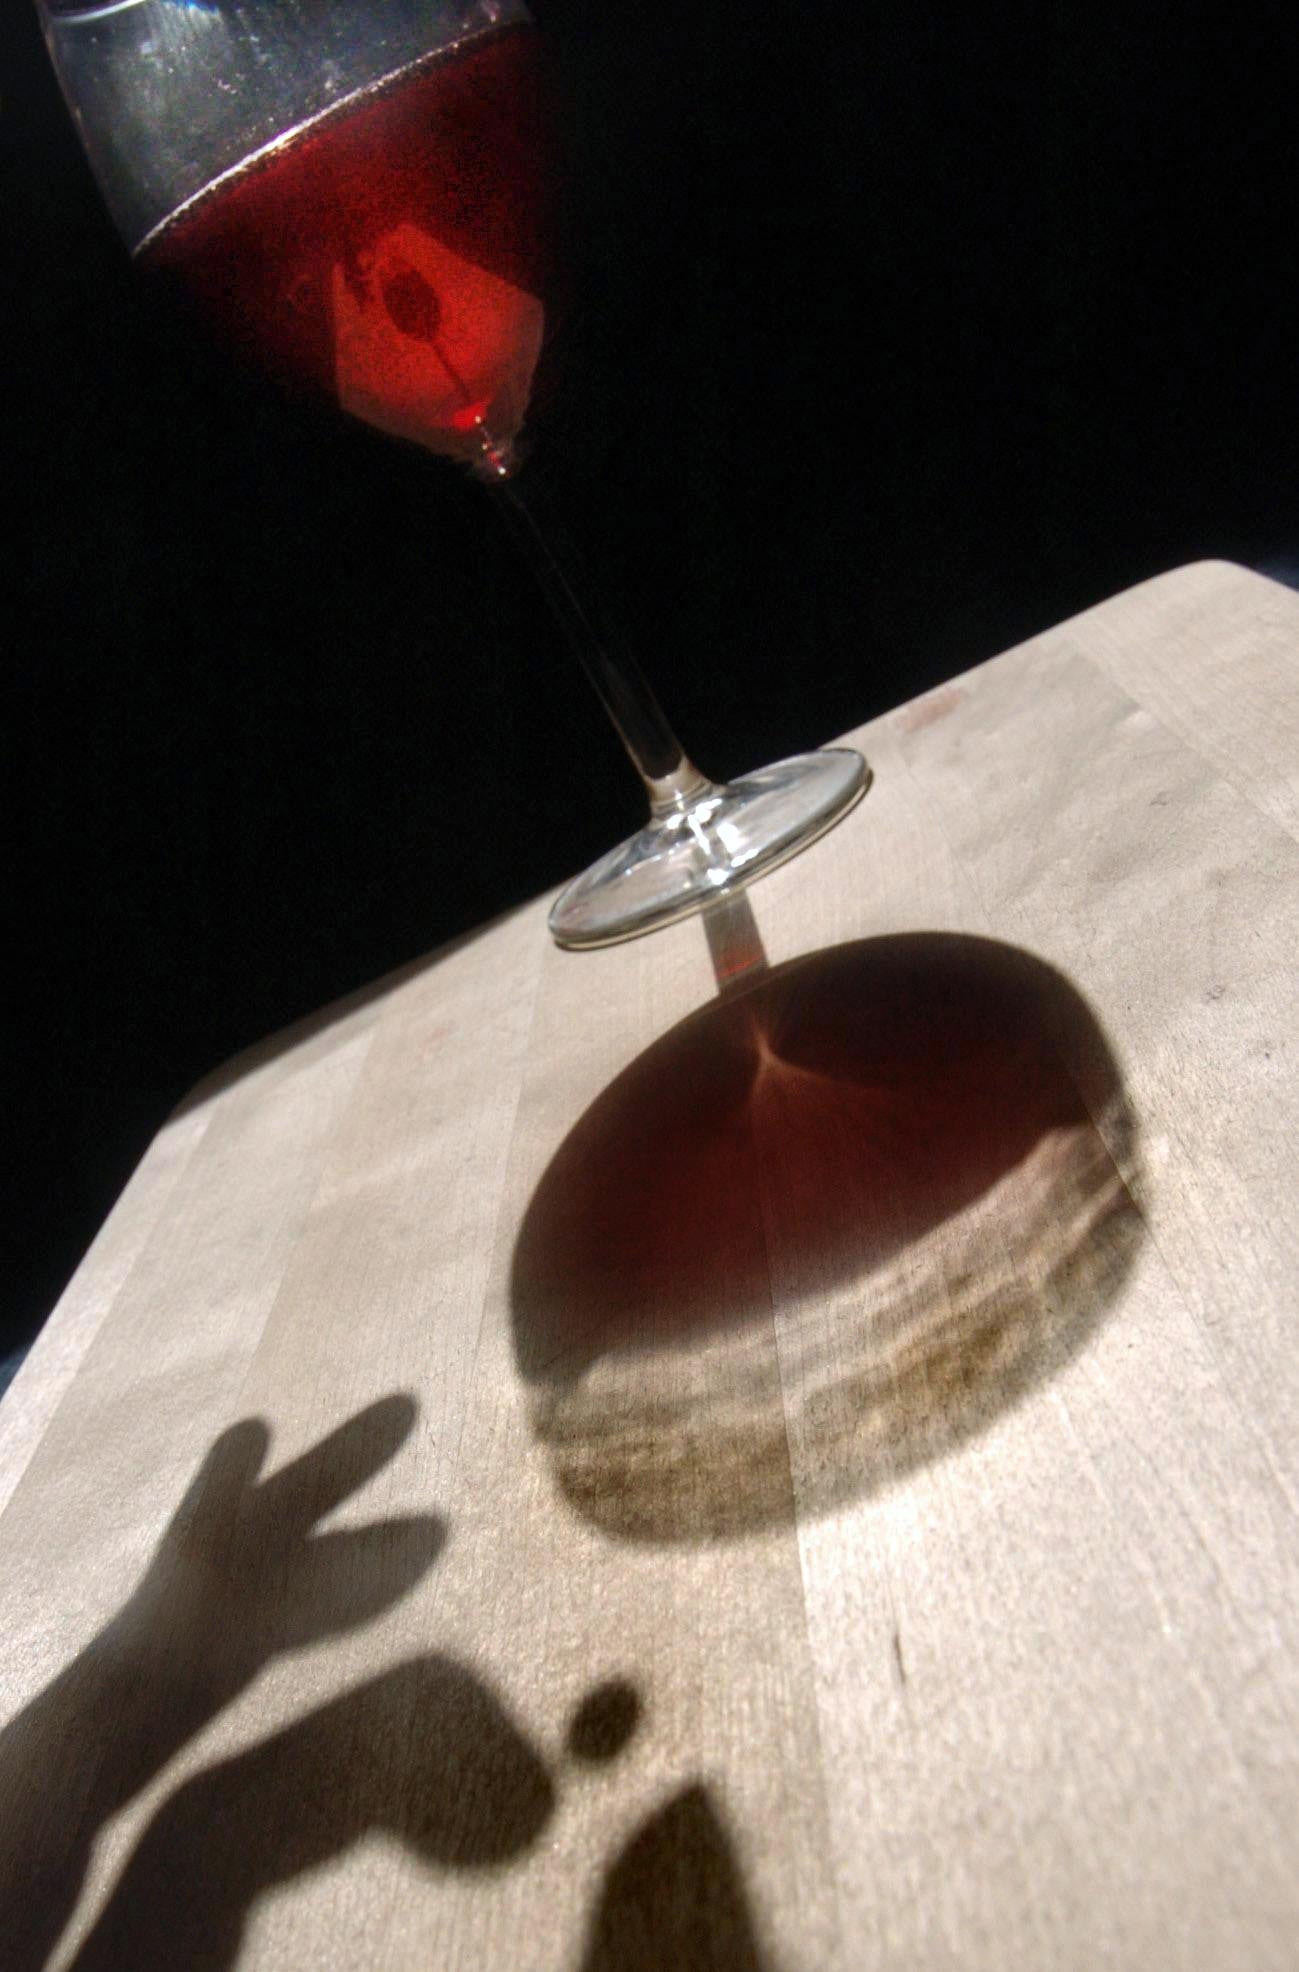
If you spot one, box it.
[510,933,1144,1544]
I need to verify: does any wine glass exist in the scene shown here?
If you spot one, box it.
[38,0,869,949]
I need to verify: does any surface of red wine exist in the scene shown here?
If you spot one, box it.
[139,24,549,466]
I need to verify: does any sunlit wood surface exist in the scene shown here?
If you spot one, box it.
[3,559,1297,1970]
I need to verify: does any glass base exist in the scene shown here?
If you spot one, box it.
[549,748,871,950]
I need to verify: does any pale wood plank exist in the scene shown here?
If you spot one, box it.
[1077,559,1299,840]
[0,1103,213,1516]
[795,702,1299,1970]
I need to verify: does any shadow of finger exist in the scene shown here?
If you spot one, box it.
[275,1514,448,1648]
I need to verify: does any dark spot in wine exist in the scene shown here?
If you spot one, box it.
[137,23,550,452]
[382,262,443,341]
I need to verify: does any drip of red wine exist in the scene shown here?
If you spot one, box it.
[138,23,549,469]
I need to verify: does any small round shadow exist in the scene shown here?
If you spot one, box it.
[511,932,1144,1543]
[567,1680,642,1764]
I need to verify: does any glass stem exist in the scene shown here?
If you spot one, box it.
[482,459,711,814]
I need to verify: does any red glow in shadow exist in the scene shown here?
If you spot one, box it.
[510,933,1143,1540]
[517,937,1097,1361]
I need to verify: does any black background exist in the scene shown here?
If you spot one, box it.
[3,1,1296,1363]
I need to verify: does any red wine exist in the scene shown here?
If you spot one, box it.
[139,24,550,468]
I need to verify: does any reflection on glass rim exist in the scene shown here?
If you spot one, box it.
[47,0,223,19]
[46,0,152,18]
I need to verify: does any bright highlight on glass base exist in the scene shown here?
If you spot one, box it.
[549,747,870,950]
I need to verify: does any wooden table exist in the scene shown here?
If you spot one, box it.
[3,559,1297,1970]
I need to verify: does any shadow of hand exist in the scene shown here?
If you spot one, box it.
[128,1394,444,1682]
[71,1655,555,1972]
[0,1395,443,1972]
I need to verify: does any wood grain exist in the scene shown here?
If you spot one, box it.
[2,560,1296,1970]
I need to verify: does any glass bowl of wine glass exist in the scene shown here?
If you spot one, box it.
[38,0,868,948]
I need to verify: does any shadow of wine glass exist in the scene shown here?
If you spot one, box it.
[511,931,1144,1542]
